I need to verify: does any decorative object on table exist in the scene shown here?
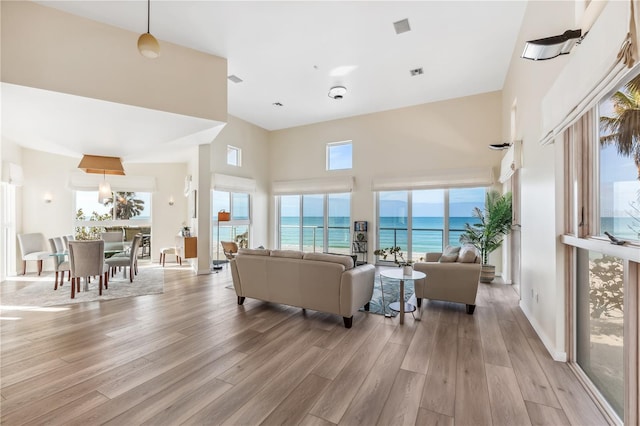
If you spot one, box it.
[460,190,512,283]
[214,209,231,270]
[374,246,420,271]
[181,225,191,237]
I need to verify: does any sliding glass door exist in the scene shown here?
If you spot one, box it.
[277,193,350,253]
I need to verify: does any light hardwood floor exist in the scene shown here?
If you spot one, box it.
[1,264,610,425]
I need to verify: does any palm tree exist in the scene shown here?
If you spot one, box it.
[599,74,640,179]
[104,192,145,219]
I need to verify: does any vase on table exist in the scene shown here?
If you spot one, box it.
[402,265,413,275]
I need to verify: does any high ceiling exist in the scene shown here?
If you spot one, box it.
[3,1,528,162]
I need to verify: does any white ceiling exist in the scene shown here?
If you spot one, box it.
[3,1,528,162]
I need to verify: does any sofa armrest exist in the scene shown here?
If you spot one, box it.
[339,264,375,316]
[413,261,481,305]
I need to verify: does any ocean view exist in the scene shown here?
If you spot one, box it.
[280,216,640,257]
[280,216,480,257]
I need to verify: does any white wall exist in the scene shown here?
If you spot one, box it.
[17,147,187,273]
[501,0,629,360]
[269,91,504,261]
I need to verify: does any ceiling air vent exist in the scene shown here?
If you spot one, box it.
[393,19,411,35]
[409,67,424,76]
[227,75,243,83]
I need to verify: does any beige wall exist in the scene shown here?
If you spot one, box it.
[269,91,504,261]
[17,148,187,273]
[1,1,227,122]
[212,115,271,249]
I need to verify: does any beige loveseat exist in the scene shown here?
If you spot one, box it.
[230,249,375,328]
[413,249,481,314]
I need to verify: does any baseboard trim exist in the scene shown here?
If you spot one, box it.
[519,300,567,362]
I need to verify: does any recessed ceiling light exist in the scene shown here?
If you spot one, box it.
[409,67,424,76]
[393,18,411,35]
[328,86,347,100]
[273,102,283,107]
[228,75,243,83]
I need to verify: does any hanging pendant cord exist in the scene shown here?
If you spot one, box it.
[147,0,151,34]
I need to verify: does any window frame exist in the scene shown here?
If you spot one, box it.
[227,145,242,167]
[326,140,353,171]
[562,69,640,425]
[276,192,351,254]
[375,187,486,263]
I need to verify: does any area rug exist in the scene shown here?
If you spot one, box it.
[0,267,164,307]
[361,275,417,317]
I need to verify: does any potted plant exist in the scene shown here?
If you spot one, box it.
[374,246,415,275]
[460,190,512,283]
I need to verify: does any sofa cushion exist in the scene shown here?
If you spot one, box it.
[439,254,459,263]
[238,248,271,256]
[439,245,460,262]
[457,245,478,263]
[270,249,304,259]
[303,252,353,270]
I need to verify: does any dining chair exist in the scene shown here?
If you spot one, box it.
[68,240,109,299]
[17,233,50,275]
[62,234,75,250]
[48,237,70,290]
[101,231,124,251]
[105,234,142,282]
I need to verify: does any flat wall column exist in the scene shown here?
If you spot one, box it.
[197,144,212,274]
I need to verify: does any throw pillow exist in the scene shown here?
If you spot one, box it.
[457,245,478,263]
[439,254,458,263]
[438,245,460,262]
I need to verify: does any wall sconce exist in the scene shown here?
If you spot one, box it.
[44,194,52,204]
[169,197,175,206]
[521,29,582,61]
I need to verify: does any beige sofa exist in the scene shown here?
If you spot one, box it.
[413,251,481,314]
[230,249,375,328]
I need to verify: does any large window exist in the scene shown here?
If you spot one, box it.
[377,187,485,262]
[212,190,251,253]
[74,190,151,239]
[563,70,640,424]
[278,193,350,254]
[599,87,640,242]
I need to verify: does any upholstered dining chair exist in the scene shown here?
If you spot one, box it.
[62,234,75,250]
[105,234,142,282]
[68,240,109,299]
[48,237,70,290]
[101,231,124,251]
[17,233,50,275]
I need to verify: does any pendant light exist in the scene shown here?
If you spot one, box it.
[98,170,112,203]
[137,0,160,59]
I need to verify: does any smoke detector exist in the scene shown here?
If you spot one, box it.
[328,86,347,100]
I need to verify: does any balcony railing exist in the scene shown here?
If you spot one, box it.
[281,224,350,254]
